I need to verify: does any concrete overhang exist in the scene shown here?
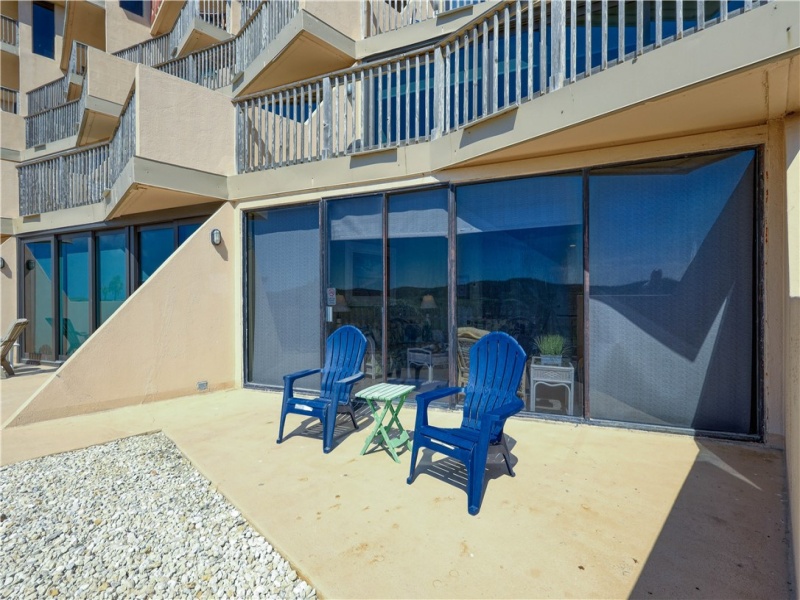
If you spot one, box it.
[60,0,105,71]
[174,18,232,58]
[104,156,229,219]
[228,2,799,201]
[78,96,124,146]
[233,10,356,97]
[151,0,185,36]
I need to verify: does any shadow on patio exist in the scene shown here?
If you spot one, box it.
[1,387,793,598]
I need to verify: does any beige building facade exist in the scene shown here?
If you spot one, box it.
[0,0,798,586]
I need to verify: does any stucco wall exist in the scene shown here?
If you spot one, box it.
[104,0,152,55]
[0,110,23,152]
[4,202,237,427]
[85,47,137,106]
[17,1,65,115]
[135,65,236,175]
[303,0,361,41]
[784,114,800,590]
[0,236,18,335]
[0,154,19,219]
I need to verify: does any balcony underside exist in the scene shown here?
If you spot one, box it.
[234,10,356,97]
[151,0,183,37]
[177,18,232,58]
[105,157,228,219]
[60,0,105,71]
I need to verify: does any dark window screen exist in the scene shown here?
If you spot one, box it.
[588,150,756,434]
[246,205,321,388]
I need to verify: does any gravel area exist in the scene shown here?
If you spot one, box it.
[0,433,316,599]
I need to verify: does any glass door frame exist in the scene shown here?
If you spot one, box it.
[18,235,57,362]
[321,184,452,387]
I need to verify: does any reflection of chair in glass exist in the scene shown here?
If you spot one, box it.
[363,335,381,379]
[277,325,367,453]
[456,327,489,387]
[407,332,527,515]
[1,319,28,377]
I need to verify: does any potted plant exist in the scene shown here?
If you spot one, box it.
[534,334,569,366]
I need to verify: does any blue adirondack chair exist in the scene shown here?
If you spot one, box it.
[407,331,526,515]
[277,325,367,453]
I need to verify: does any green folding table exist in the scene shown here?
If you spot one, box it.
[356,383,416,463]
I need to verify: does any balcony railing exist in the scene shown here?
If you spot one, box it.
[158,37,238,89]
[0,86,18,114]
[18,92,136,216]
[67,41,89,79]
[27,78,66,115]
[114,0,233,68]
[1,14,18,47]
[237,0,771,173]
[154,0,298,91]
[234,0,298,75]
[366,0,487,36]
[240,0,262,28]
[25,96,82,148]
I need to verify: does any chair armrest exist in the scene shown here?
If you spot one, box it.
[283,368,322,400]
[283,368,322,384]
[336,371,364,386]
[483,398,524,423]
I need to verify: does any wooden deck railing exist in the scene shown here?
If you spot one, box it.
[18,92,136,216]
[1,14,18,47]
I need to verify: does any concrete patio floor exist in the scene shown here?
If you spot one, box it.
[1,378,795,599]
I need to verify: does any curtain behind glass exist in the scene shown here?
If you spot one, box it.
[588,150,756,434]
[247,205,321,388]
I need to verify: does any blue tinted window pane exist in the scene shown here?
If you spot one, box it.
[457,174,584,415]
[120,1,144,16]
[97,232,127,325]
[178,223,200,245]
[59,235,91,356]
[23,241,54,359]
[139,228,174,283]
[32,2,55,59]
[588,150,756,434]
[247,205,321,387]
[387,189,449,396]
[326,195,383,394]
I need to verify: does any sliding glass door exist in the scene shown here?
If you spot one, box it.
[456,174,584,415]
[588,150,757,434]
[22,240,55,361]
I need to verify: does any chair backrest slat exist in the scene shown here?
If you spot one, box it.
[320,325,367,403]
[462,332,526,436]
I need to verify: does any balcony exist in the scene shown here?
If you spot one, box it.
[365,0,488,36]
[17,65,234,220]
[1,86,18,114]
[1,15,19,96]
[235,0,785,177]
[24,85,85,149]
[0,14,18,50]
[113,0,233,69]
[17,91,134,217]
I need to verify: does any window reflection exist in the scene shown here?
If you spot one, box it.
[96,231,127,326]
[139,227,174,283]
[23,241,54,360]
[59,235,91,356]
[457,174,584,416]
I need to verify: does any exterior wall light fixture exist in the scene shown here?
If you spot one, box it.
[211,228,222,246]
[0,257,5,269]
